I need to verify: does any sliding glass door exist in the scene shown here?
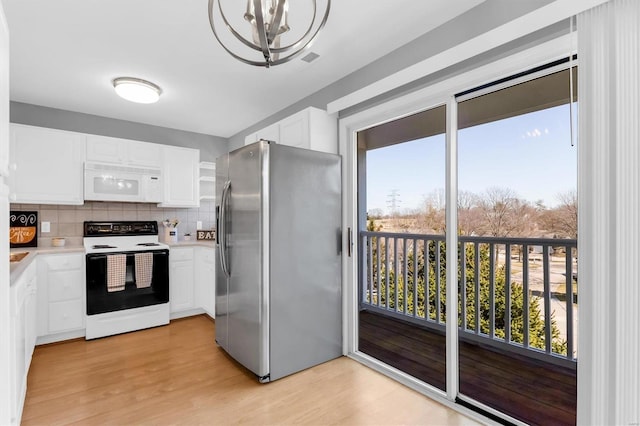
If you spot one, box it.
[456,66,578,424]
[357,105,448,392]
[352,62,578,425]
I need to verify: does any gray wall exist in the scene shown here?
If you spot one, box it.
[227,0,559,151]
[10,101,228,162]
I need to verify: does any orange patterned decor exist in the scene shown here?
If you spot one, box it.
[10,211,38,248]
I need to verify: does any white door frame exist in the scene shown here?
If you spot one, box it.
[338,32,578,424]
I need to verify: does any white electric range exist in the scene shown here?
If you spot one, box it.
[83,221,170,339]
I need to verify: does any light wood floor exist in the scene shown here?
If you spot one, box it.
[22,315,480,426]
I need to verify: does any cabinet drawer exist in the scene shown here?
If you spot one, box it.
[49,299,84,332]
[43,255,83,271]
[48,270,84,302]
[170,248,193,262]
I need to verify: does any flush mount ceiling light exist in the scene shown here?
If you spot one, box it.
[208,0,330,68]
[112,77,162,104]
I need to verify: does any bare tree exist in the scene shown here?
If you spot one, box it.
[458,190,483,235]
[416,189,445,233]
[477,187,535,237]
[539,190,577,239]
[367,208,384,219]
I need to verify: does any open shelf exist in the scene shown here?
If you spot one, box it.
[199,162,215,202]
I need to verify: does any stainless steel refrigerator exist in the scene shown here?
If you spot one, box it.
[215,140,342,383]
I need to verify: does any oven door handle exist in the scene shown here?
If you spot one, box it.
[218,180,231,278]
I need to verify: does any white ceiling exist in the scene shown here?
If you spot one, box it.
[2,0,483,138]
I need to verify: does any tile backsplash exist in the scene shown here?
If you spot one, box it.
[10,201,216,247]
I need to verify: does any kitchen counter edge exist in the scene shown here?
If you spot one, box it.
[164,241,216,248]
[10,242,216,283]
[10,246,85,283]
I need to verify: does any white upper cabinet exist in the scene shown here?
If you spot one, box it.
[244,132,257,146]
[158,145,199,208]
[244,122,279,146]
[0,11,8,178]
[9,124,86,205]
[279,110,309,149]
[243,107,337,153]
[280,107,337,153]
[256,123,279,144]
[86,134,161,167]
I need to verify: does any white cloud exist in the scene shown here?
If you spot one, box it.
[523,128,548,139]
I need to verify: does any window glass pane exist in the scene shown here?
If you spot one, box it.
[457,67,578,425]
[358,105,448,391]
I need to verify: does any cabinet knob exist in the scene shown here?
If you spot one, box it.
[9,163,17,171]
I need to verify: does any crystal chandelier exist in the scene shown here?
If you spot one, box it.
[208,0,331,68]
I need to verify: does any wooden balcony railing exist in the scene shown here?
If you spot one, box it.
[359,231,578,367]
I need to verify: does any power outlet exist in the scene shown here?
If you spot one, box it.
[197,221,203,229]
[41,221,50,233]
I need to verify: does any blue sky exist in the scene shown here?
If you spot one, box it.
[366,104,577,215]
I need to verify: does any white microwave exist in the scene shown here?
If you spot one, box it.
[84,162,163,203]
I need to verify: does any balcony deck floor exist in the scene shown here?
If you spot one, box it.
[359,310,576,426]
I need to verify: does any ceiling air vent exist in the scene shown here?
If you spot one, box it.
[301,52,320,63]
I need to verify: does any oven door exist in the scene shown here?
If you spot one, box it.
[85,249,169,315]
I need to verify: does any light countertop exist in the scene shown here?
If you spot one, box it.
[10,245,84,282]
[10,242,215,284]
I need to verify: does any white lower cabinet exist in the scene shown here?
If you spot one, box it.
[195,247,215,318]
[169,246,215,318]
[36,253,85,342]
[9,259,36,425]
[169,247,195,313]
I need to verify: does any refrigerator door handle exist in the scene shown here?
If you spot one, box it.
[218,180,232,278]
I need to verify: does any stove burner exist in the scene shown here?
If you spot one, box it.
[137,242,160,246]
[92,244,117,249]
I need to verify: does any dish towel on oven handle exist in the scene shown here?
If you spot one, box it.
[107,254,127,292]
[135,252,153,289]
